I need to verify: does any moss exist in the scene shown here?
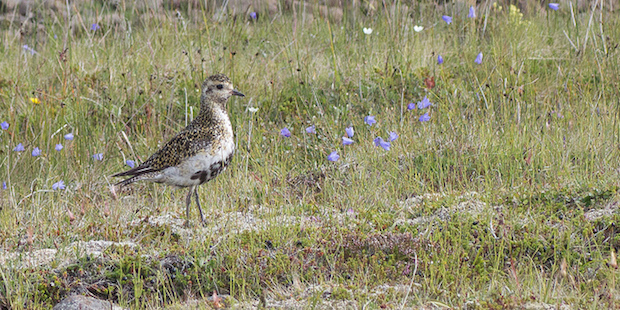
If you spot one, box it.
[331,285,351,300]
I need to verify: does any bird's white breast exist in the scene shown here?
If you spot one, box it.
[159,119,234,187]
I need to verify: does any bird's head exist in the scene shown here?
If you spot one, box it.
[201,74,244,103]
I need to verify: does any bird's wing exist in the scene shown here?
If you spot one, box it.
[112,128,215,178]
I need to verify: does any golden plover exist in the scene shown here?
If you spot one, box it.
[112,74,244,224]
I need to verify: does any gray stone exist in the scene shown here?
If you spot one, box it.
[0,240,138,269]
[52,295,126,310]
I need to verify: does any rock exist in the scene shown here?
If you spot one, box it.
[584,201,618,222]
[52,295,126,310]
[66,240,138,258]
[523,302,571,310]
[0,248,57,269]
[0,240,138,269]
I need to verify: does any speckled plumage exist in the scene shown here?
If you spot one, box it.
[112,74,244,224]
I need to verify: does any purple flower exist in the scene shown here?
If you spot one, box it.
[364,115,376,126]
[419,112,431,122]
[442,15,452,24]
[13,143,24,152]
[327,151,339,162]
[126,160,135,168]
[437,55,444,65]
[91,23,100,31]
[64,133,74,140]
[342,137,354,145]
[475,52,483,64]
[345,126,354,138]
[32,147,41,157]
[374,137,381,147]
[92,153,103,161]
[417,96,432,109]
[52,180,65,190]
[548,3,559,10]
[55,144,63,151]
[1,121,8,130]
[280,127,291,137]
[305,125,316,134]
[2,182,6,190]
[407,102,416,110]
[374,137,391,151]
[468,6,476,18]
[389,132,398,141]
[380,140,391,150]
[22,45,36,55]
[250,12,257,19]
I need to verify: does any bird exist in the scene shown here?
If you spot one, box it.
[112,74,244,224]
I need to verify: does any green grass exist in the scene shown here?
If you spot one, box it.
[1,0,619,308]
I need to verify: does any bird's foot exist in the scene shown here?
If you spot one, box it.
[183,220,193,228]
[183,218,207,228]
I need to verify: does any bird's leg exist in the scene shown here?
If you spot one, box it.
[185,186,194,226]
[194,187,206,224]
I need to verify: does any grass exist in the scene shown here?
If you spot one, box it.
[1,0,619,308]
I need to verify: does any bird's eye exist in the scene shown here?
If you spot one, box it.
[216,84,224,90]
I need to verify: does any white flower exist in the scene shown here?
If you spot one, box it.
[363,27,373,35]
[247,107,259,113]
[413,25,424,32]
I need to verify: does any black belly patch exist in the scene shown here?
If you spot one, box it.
[190,170,209,184]
[191,153,234,185]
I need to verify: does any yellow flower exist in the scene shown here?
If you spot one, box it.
[30,97,41,104]
[509,5,524,25]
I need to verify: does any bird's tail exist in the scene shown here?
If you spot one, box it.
[110,165,160,199]
[115,175,142,188]
[111,165,157,190]
[110,176,133,199]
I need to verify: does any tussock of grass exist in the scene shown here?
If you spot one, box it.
[1,0,619,308]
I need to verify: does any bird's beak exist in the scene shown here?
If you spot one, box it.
[231,89,245,97]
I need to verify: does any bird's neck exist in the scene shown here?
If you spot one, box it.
[197,96,228,121]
